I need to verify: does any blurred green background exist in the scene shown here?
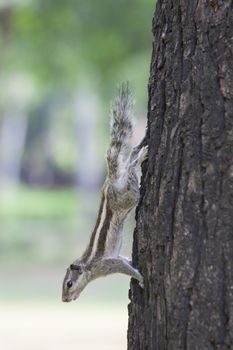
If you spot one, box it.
[0,0,155,349]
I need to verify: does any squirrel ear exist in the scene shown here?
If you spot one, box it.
[70,264,82,272]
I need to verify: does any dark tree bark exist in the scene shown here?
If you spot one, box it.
[128,1,233,349]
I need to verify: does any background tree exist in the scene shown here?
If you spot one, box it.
[1,0,154,187]
[128,1,233,349]
[0,3,156,349]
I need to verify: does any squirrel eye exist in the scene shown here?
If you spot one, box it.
[67,280,73,288]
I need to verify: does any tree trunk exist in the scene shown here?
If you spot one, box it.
[128,1,233,349]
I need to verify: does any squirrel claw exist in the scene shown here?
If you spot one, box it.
[139,145,148,164]
[138,275,144,289]
[139,278,144,289]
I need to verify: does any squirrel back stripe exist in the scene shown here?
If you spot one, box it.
[107,82,133,180]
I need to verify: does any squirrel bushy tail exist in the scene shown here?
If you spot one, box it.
[107,82,133,180]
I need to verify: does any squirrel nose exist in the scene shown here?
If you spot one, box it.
[62,296,71,303]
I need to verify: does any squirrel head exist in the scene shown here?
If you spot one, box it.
[62,261,91,302]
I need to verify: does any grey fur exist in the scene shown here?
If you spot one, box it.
[62,84,147,302]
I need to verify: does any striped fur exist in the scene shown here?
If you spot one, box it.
[81,194,105,262]
[82,188,123,263]
[83,187,113,262]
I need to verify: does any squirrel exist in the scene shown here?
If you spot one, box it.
[62,83,148,302]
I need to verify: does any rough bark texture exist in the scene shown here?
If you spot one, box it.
[128,1,233,349]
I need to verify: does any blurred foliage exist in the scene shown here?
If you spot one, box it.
[0,0,155,185]
[4,0,155,91]
[0,1,154,305]
[0,187,78,219]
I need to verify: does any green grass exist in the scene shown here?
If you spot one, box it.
[0,187,78,219]
[0,187,107,265]
[0,187,132,302]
